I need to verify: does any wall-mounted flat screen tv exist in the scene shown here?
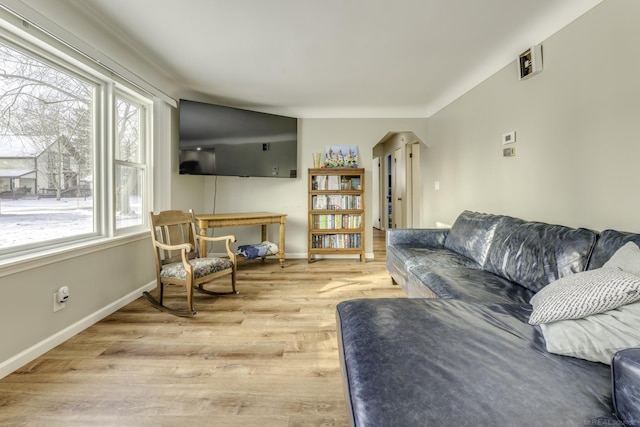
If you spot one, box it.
[178,99,298,178]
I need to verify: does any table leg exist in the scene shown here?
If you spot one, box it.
[199,227,208,257]
[278,218,286,268]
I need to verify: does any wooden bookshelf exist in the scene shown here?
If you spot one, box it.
[308,168,365,263]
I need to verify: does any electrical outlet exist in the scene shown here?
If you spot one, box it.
[53,292,65,312]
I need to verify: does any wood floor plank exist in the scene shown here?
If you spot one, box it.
[0,229,403,426]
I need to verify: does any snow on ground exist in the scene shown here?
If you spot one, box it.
[0,197,93,213]
[0,197,141,249]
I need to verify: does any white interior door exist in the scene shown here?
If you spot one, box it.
[385,154,392,229]
[392,148,402,228]
[408,143,421,227]
[372,156,381,229]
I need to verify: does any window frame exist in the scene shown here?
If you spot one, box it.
[113,89,152,235]
[0,21,153,267]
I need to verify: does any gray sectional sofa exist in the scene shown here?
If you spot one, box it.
[336,210,640,426]
[386,210,599,302]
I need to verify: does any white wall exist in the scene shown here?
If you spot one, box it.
[196,118,428,258]
[0,0,163,378]
[0,3,428,379]
[423,0,640,233]
[0,237,155,377]
[3,0,637,378]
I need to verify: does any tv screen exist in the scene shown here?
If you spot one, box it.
[178,99,298,178]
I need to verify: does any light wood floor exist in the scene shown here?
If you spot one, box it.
[0,229,404,427]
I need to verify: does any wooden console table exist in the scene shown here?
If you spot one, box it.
[195,212,287,267]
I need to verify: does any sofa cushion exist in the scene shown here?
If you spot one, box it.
[388,245,481,271]
[588,229,640,270]
[336,299,617,427]
[483,216,597,292]
[407,265,534,304]
[443,210,504,267]
[611,348,640,427]
[385,228,453,292]
[385,227,448,248]
[540,300,640,364]
[528,268,640,325]
[386,245,479,292]
[387,245,483,295]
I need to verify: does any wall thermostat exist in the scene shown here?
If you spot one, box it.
[519,44,543,80]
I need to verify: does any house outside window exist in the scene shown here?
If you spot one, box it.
[0,35,152,258]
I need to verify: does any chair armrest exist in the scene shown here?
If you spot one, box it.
[611,348,640,426]
[152,240,195,274]
[153,240,193,253]
[386,228,449,248]
[195,234,237,261]
[197,234,237,243]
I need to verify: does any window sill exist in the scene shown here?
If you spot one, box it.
[0,231,150,278]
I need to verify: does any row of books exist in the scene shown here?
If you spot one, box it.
[310,233,362,249]
[311,195,362,210]
[312,214,362,230]
[312,175,361,191]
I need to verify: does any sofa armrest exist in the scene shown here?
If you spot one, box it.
[612,348,640,426]
[386,228,449,248]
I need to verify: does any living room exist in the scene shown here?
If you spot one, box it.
[0,0,639,424]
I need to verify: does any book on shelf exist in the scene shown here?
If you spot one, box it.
[313,175,328,190]
[323,214,361,229]
[310,233,361,249]
[312,195,362,210]
[312,213,362,230]
[327,175,340,190]
[312,195,328,210]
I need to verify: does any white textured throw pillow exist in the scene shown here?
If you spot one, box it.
[528,268,640,325]
[540,301,640,364]
[603,241,640,276]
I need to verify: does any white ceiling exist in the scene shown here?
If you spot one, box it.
[65,0,601,118]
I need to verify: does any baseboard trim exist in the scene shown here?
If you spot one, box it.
[0,281,156,380]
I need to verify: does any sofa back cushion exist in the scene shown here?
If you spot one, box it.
[484,216,597,293]
[386,228,448,248]
[444,211,504,267]
[587,229,640,270]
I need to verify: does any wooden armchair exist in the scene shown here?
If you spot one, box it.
[143,209,237,316]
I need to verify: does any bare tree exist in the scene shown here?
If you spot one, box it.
[115,98,141,216]
[0,43,91,200]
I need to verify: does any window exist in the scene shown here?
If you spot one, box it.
[0,36,152,258]
[115,95,147,230]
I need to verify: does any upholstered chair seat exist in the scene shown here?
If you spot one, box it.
[160,257,234,280]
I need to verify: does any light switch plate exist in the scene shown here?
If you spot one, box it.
[502,131,516,145]
[503,147,516,157]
